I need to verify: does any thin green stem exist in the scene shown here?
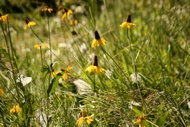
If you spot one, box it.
[126,29,145,110]
[40,47,44,66]
[0,23,14,75]
[101,46,131,89]
[7,19,19,73]
[94,73,96,92]
[47,16,52,65]
[30,27,44,43]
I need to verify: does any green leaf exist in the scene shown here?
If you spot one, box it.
[47,74,62,96]
[156,111,168,127]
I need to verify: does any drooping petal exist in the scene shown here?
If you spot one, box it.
[77,117,85,127]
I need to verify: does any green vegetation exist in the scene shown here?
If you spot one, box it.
[0,0,190,126]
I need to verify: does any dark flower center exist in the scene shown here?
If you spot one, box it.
[25,18,30,24]
[127,14,131,22]
[93,55,98,66]
[95,31,101,40]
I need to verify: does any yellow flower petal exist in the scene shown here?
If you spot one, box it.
[65,66,73,71]
[62,13,67,20]
[134,118,141,125]
[10,104,22,114]
[34,43,49,49]
[0,89,4,96]
[120,22,136,29]
[77,117,85,127]
[67,10,73,16]
[85,65,95,74]
[85,65,104,74]
[42,6,53,13]
[24,21,36,29]
[95,66,104,73]
[91,38,106,48]
[62,9,73,20]
[85,114,94,125]
[134,114,146,127]
[0,14,9,22]
[62,73,68,81]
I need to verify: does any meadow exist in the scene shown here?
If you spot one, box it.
[0,0,190,126]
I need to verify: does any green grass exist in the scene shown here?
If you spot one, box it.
[0,0,190,126]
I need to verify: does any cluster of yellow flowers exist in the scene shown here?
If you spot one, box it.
[1,7,137,126]
[50,66,73,81]
[77,110,94,127]
[82,14,136,126]
[57,6,78,26]
[41,6,53,13]
[85,14,136,74]
[61,7,73,20]
[85,31,106,74]
[10,104,22,114]
[134,114,147,127]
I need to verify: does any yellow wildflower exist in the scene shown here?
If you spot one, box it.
[50,68,60,77]
[42,6,53,13]
[77,110,94,127]
[34,43,49,49]
[61,66,72,81]
[10,104,22,114]
[120,14,136,29]
[0,89,4,96]
[134,114,147,127]
[62,8,73,20]
[85,55,104,74]
[0,13,9,22]
[91,31,106,48]
[86,65,104,74]
[24,18,36,29]
[69,19,78,26]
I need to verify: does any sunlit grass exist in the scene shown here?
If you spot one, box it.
[0,0,190,126]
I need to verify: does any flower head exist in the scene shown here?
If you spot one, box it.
[91,31,106,48]
[42,6,53,13]
[120,14,136,29]
[50,68,60,77]
[16,74,32,86]
[0,89,4,96]
[0,13,9,22]
[61,66,73,81]
[86,55,104,74]
[134,114,147,127]
[34,43,49,49]
[24,18,36,29]
[77,110,94,127]
[61,7,73,20]
[69,19,78,26]
[10,104,22,114]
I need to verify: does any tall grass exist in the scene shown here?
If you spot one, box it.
[0,0,190,126]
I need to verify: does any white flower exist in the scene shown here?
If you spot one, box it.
[130,73,143,83]
[73,79,92,95]
[16,74,32,86]
[128,100,141,109]
[188,101,190,109]
[79,43,87,53]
